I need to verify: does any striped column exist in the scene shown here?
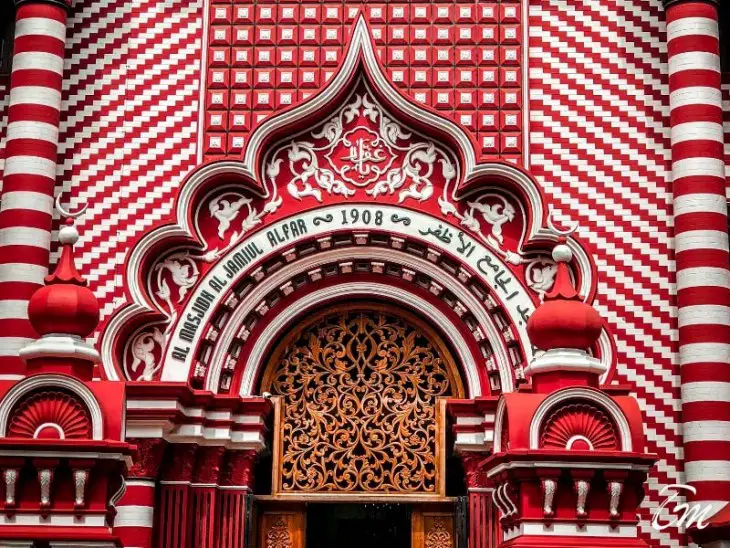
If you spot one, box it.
[666,0,730,515]
[114,479,157,548]
[0,0,69,378]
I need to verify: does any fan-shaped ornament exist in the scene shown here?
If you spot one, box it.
[540,402,618,451]
[7,391,91,440]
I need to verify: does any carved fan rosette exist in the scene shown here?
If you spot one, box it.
[101,18,605,389]
[8,390,92,440]
[539,402,618,451]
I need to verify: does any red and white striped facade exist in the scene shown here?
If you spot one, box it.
[0,0,729,546]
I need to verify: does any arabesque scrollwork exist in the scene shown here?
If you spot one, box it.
[268,309,455,494]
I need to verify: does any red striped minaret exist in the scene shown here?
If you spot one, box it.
[0,0,69,378]
[666,0,730,515]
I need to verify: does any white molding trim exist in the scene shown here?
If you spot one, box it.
[19,334,100,363]
[206,246,512,395]
[0,514,107,527]
[486,460,651,478]
[524,348,606,378]
[0,374,103,440]
[503,521,638,541]
[240,282,480,397]
[493,397,507,453]
[528,388,632,452]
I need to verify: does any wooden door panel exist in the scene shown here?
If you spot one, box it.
[258,509,305,548]
[412,507,456,548]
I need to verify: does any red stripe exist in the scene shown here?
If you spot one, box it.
[668,35,719,57]
[5,104,61,125]
[682,364,730,385]
[9,69,64,90]
[671,103,724,126]
[0,282,47,302]
[15,3,68,24]
[13,36,65,57]
[0,319,37,339]
[674,177,727,197]
[669,70,721,91]
[666,2,718,24]
[4,138,60,162]
[0,209,52,231]
[683,401,730,422]
[671,140,724,162]
[0,245,50,268]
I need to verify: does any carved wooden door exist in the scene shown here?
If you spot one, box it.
[412,506,457,548]
[257,509,306,548]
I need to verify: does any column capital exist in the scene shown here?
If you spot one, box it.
[663,0,719,8]
[14,0,72,10]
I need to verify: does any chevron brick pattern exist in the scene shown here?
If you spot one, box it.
[57,0,203,331]
[527,0,681,546]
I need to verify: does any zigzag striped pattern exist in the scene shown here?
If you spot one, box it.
[57,0,203,331]
[527,0,681,546]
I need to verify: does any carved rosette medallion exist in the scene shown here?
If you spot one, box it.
[267,307,459,494]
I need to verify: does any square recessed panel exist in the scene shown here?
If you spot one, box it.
[203,1,524,164]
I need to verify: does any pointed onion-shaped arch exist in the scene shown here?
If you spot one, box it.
[100,17,611,393]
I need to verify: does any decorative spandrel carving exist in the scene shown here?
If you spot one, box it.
[267,307,459,494]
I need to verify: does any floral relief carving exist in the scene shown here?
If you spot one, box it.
[264,90,457,205]
[524,256,558,300]
[266,516,292,548]
[425,518,453,548]
[269,309,454,494]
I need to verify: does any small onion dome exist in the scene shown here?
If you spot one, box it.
[527,239,602,351]
[27,218,100,338]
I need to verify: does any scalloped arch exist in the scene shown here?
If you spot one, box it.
[100,17,608,385]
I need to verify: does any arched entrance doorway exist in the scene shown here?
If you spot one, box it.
[256,303,467,548]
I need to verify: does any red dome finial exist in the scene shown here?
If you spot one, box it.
[527,215,602,353]
[27,197,100,339]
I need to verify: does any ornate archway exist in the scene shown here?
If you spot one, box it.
[261,304,465,498]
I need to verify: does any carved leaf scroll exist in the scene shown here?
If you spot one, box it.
[268,308,456,494]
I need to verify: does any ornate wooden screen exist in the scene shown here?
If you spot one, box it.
[263,305,464,498]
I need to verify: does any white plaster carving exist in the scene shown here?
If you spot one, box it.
[608,481,623,518]
[3,469,17,506]
[524,256,558,300]
[126,327,165,382]
[574,479,590,518]
[542,478,557,517]
[73,469,89,507]
[38,469,53,507]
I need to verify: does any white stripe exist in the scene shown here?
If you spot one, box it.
[675,230,729,253]
[671,121,724,144]
[684,421,730,443]
[114,505,154,528]
[11,51,64,75]
[6,121,59,144]
[674,193,728,216]
[14,18,67,42]
[0,263,47,284]
[684,460,730,482]
[683,382,730,404]
[670,86,722,110]
[0,191,54,213]
[2,156,57,179]
[0,337,35,357]
[679,343,730,365]
[668,51,720,74]
[0,301,28,321]
[8,86,62,109]
[677,267,730,291]
[667,17,719,41]
[672,157,725,180]
[0,228,51,249]
[679,305,730,327]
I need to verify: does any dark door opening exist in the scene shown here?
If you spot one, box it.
[306,503,411,548]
